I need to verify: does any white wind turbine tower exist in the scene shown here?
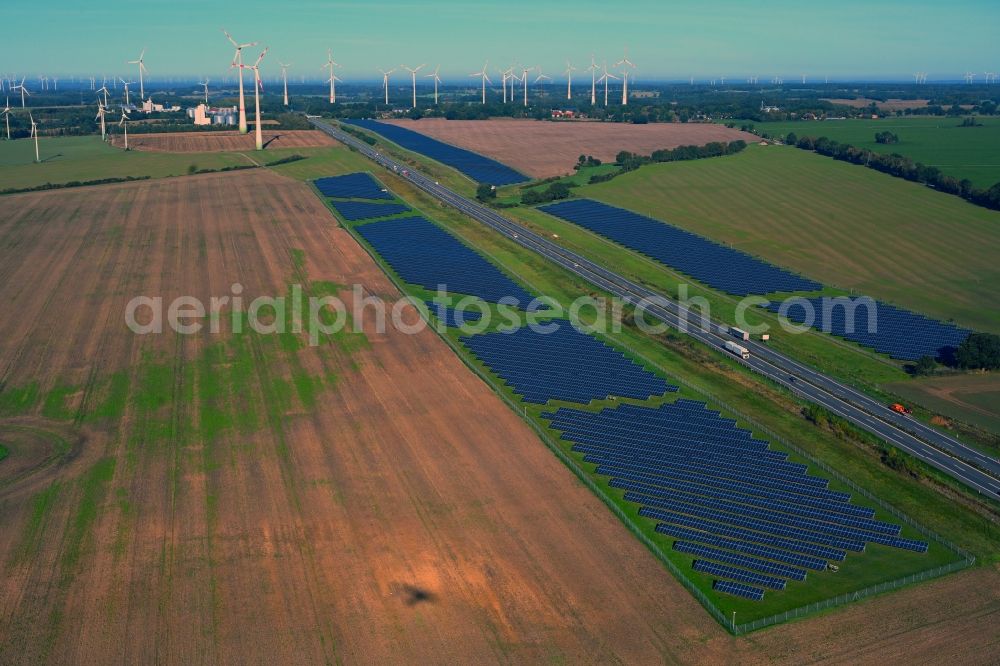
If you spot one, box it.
[564,60,576,100]
[519,65,534,106]
[14,78,30,107]
[119,78,134,106]
[90,76,96,90]
[615,49,635,105]
[199,79,209,103]
[240,47,269,151]
[597,62,618,106]
[128,49,148,100]
[279,63,290,105]
[498,67,509,103]
[95,99,108,140]
[507,65,518,102]
[377,68,396,105]
[323,50,341,103]
[587,55,598,104]
[98,84,110,107]
[402,63,425,108]
[223,29,258,134]
[52,77,58,91]
[425,65,442,105]
[964,72,975,84]
[118,108,130,150]
[2,98,11,140]
[719,75,726,86]
[29,112,39,162]
[470,61,491,105]
[801,73,806,84]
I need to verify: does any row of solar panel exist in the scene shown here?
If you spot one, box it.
[460,323,675,404]
[539,199,822,297]
[355,216,535,304]
[344,119,528,186]
[330,200,411,221]
[765,298,971,361]
[424,302,484,328]
[314,172,392,199]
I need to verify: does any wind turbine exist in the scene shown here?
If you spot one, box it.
[118,107,130,150]
[470,61,491,105]
[279,63,290,105]
[90,76,96,90]
[97,84,110,107]
[564,60,576,100]
[425,65,442,105]
[519,65,534,106]
[964,72,975,84]
[402,63,425,108]
[719,75,726,86]
[95,99,108,140]
[615,48,635,105]
[534,66,552,91]
[223,29,258,134]
[498,67,509,103]
[323,50,341,103]
[14,78,30,107]
[199,79,210,104]
[119,78,134,106]
[29,112,39,162]
[240,47,269,150]
[128,49,147,100]
[587,55,598,105]
[2,98,11,140]
[377,67,396,105]
[597,62,618,106]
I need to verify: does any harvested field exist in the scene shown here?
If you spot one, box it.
[108,129,336,152]
[382,118,757,178]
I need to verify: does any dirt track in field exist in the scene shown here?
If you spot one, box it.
[0,170,996,664]
[382,118,758,178]
[107,129,336,152]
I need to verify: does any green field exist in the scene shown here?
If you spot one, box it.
[885,373,1000,435]
[743,117,1000,188]
[575,145,1000,334]
[323,169,990,629]
[0,135,334,192]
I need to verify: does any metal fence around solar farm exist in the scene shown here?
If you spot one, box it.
[325,174,973,635]
[344,119,528,186]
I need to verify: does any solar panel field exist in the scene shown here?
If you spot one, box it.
[327,171,971,628]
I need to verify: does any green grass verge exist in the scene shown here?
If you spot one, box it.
[743,116,1000,188]
[322,168,983,629]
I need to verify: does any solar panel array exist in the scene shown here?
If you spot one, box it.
[344,119,528,186]
[763,297,971,362]
[541,400,928,601]
[313,172,392,199]
[539,199,822,296]
[329,200,411,221]
[425,301,484,328]
[713,579,765,601]
[355,216,535,304]
[461,323,676,404]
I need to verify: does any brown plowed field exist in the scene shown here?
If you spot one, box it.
[0,170,996,664]
[382,118,758,178]
[108,129,336,152]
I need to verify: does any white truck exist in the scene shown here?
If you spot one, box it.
[725,340,750,359]
[729,326,750,341]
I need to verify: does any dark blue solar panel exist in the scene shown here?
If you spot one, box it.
[713,579,765,601]
[313,172,392,199]
[424,301,484,328]
[461,323,675,404]
[694,560,786,591]
[539,199,821,296]
[344,119,528,186]
[329,201,410,221]
[539,400,927,572]
[674,541,807,581]
[355,216,534,304]
[764,297,971,362]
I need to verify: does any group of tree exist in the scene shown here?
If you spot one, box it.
[587,140,749,184]
[575,154,603,168]
[953,333,1000,370]
[874,130,899,144]
[791,134,1000,211]
[521,181,573,205]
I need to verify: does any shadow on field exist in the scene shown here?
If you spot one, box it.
[390,582,437,606]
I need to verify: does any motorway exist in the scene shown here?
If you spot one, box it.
[310,118,1000,503]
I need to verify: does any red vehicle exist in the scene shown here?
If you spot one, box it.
[890,403,912,415]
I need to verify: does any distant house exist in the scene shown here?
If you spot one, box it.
[551,108,576,119]
[760,100,780,113]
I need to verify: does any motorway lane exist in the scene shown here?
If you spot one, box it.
[311,118,1000,502]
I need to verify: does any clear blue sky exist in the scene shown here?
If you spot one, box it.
[2,0,997,82]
